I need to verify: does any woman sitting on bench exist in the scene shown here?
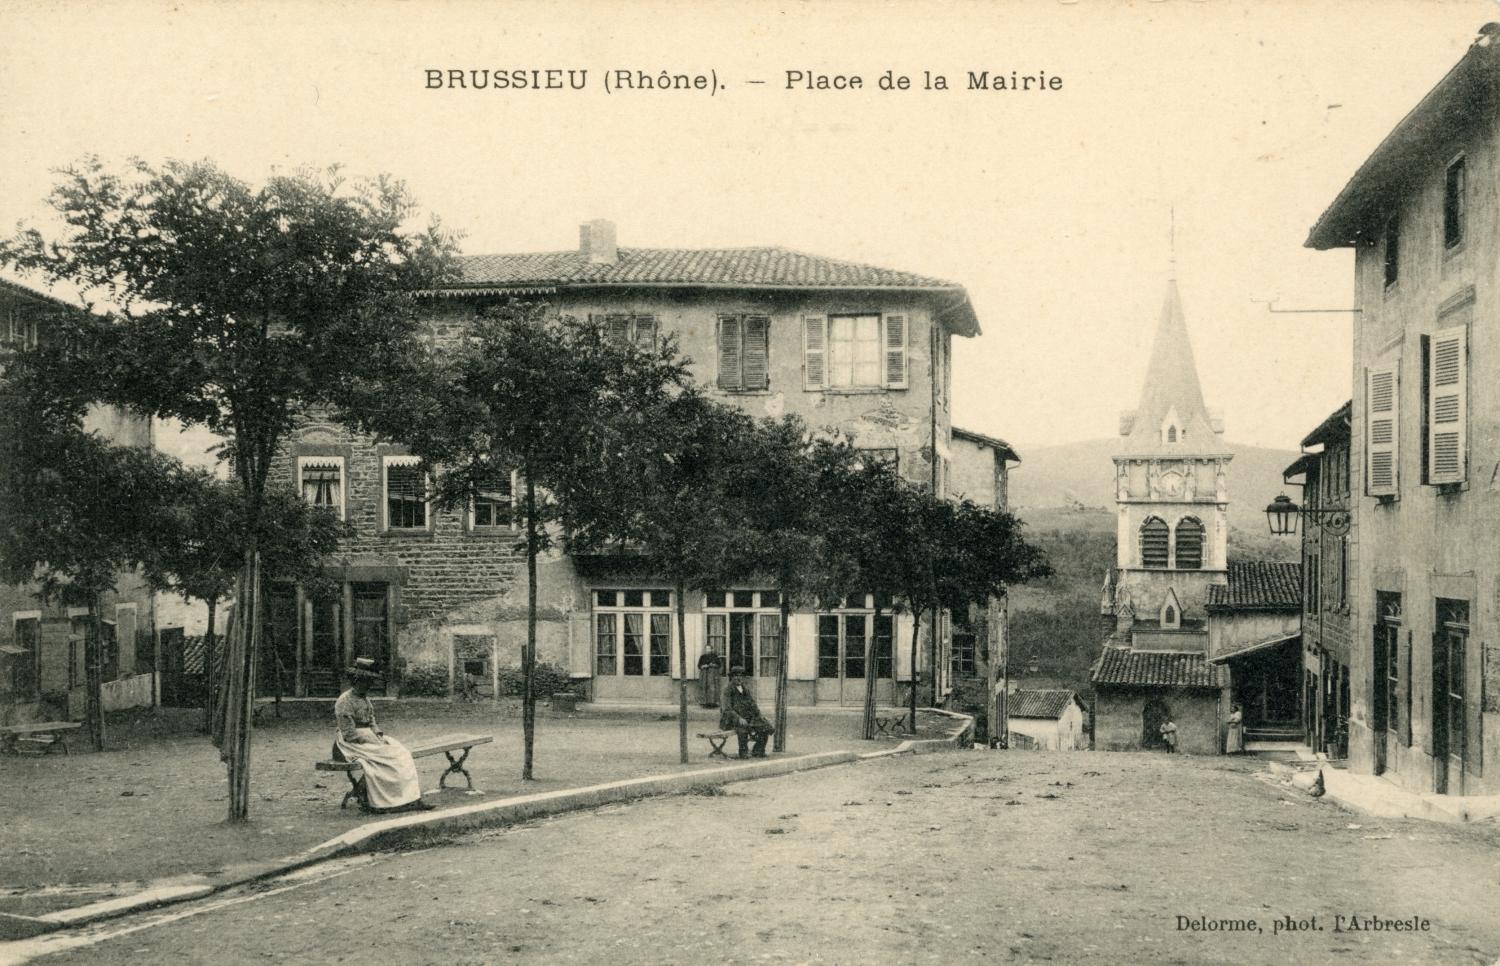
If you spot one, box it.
[333,658,431,813]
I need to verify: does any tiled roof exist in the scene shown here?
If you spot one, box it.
[952,427,1019,463]
[1207,561,1302,611]
[447,247,963,292]
[1008,689,1080,719]
[1091,648,1223,689]
[1307,26,1499,249]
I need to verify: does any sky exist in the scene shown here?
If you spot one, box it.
[1,0,1490,452]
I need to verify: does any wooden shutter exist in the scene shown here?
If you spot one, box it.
[717,315,742,390]
[883,314,908,388]
[634,315,658,349]
[1400,631,1412,748]
[605,314,631,346]
[1427,326,1467,484]
[803,315,827,390]
[743,315,770,390]
[1365,363,1399,496]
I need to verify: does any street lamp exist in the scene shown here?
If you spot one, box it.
[1264,493,1351,537]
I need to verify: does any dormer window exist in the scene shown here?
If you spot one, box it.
[1166,426,1177,443]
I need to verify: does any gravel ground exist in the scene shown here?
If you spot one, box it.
[0,699,911,910]
[13,749,1500,965]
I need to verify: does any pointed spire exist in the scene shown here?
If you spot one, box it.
[1120,279,1224,456]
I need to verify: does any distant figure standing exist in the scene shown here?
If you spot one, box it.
[1225,704,1245,755]
[723,669,774,759]
[698,650,724,708]
[1159,718,1178,753]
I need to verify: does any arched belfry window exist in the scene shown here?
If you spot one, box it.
[1175,517,1204,570]
[1140,517,1169,569]
[1166,426,1178,443]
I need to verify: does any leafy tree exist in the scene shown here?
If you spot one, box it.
[351,301,693,778]
[0,350,181,750]
[1,158,455,820]
[145,471,350,733]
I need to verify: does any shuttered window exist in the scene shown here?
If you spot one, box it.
[1444,157,1465,250]
[1174,517,1204,570]
[596,314,659,349]
[1426,326,1467,485]
[809,313,910,390]
[1140,517,1169,569]
[1365,363,1399,497]
[717,314,770,390]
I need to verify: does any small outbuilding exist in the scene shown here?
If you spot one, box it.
[1007,689,1088,751]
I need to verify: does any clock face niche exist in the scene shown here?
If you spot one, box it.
[1157,470,1185,498]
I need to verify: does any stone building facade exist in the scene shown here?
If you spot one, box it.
[1306,24,1500,795]
[1282,402,1352,757]
[265,221,1010,707]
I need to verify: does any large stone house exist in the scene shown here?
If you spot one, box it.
[1305,24,1499,795]
[1282,402,1352,757]
[0,277,159,721]
[262,221,1015,707]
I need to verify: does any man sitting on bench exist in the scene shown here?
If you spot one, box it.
[723,668,774,759]
[333,658,433,813]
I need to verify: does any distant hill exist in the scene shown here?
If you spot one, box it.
[1008,438,1302,537]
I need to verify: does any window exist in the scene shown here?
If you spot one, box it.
[1336,538,1348,611]
[717,314,770,391]
[383,456,428,530]
[593,589,673,677]
[951,611,977,679]
[297,457,345,519]
[1383,213,1400,287]
[351,583,390,667]
[1425,326,1467,485]
[1364,362,1399,497]
[599,314,659,349]
[1174,517,1204,570]
[471,472,514,529]
[1140,517,1169,569]
[815,598,893,680]
[1305,554,1320,615]
[704,590,780,678]
[1444,157,1465,250]
[803,314,907,390]
[1166,425,1177,443]
[3,305,38,349]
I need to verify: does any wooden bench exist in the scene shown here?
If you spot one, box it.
[315,733,494,809]
[696,730,735,758]
[0,721,82,756]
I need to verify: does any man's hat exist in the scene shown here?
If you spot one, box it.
[728,667,750,678]
[347,657,383,680]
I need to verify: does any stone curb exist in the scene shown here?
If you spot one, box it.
[19,708,975,935]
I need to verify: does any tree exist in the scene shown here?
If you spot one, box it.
[145,471,350,732]
[2,158,455,820]
[351,301,693,779]
[0,350,181,750]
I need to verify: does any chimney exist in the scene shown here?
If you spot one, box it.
[579,218,618,265]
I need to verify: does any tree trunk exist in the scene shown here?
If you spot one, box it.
[908,606,922,735]
[676,577,688,765]
[993,591,1009,749]
[522,475,538,781]
[86,593,105,753]
[202,597,217,734]
[928,603,940,707]
[220,547,260,823]
[772,598,790,752]
[861,603,879,740]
